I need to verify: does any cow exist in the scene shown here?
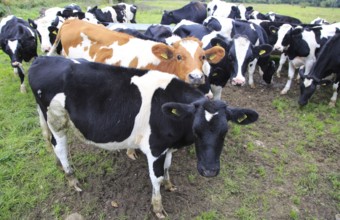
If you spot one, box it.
[311,17,329,25]
[47,19,225,86]
[144,24,173,43]
[29,4,98,54]
[299,33,340,107]
[175,18,275,95]
[87,5,126,23]
[266,12,302,25]
[207,0,247,20]
[274,23,340,94]
[118,3,138,23]
[0,15,38,92]
[28,55,259,219]
[160,1,207,25]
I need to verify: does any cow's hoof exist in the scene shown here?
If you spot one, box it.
[155,209,168,219]
[126,149,138,160]
[20,85,27,93]
[280,89,288,95]
[68,176,82,192]
[328,101,336,108]
[163,181,177,192]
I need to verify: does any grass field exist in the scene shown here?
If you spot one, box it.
[0,1,340,219]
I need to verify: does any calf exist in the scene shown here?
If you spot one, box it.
[299,33,340,107]
[161,1,207,25]
[48,19,225,86]
[0,15,38,92]
[29,56,259,218]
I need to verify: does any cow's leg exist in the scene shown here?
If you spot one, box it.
[280,62,295,95]
[276,54,287,78]
[37,105,52,150]
[145,150,167,218]
[329,81,339,107]
[248,59,257,88]
[162,150,177,192]
[47,96,82,192]
[211,85,223,100]
[16,66,26,93]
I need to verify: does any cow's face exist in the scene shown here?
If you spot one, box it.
[152,38,225,86]
[3,39,22,66]
[216,36,272,86]
[273,24,292,52]
[162,99,259,177]
[299,69,319,106]
[160,10,176,25]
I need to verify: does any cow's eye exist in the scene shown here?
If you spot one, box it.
[177,55,182,60]
[201,55,206,60]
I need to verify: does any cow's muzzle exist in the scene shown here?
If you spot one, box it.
[188,73,205,85]
[11,61,21,67]
[197,163,220,177]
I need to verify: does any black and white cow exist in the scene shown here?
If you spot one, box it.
[87,5,126,23]
[160,1,207,25]
[299,33,340,107]
[172,18,275,99]
[274,23,340,94]
[266,12,302,25]
[311,17,329,25]
[144,24,173,43]
[207,0,247,20]
[0,15,38,92]
[118,3,138,23]
[56,3,82,19]
[29,56,258,219]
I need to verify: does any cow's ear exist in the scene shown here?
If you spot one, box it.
[28,19,37,29]
[226,107,259,125]
[152,43,174,60]
[205,46,225,64]
[162,102,195,120]
[246,6,253,12]
[269,25,279,34]
[253,44,272,58]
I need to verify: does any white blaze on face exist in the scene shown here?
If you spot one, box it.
[205,110,218,122]
[8,40,18,55]
[303,78,313,88]
[180,39,204,78]
[233,37,250,84]
[274,24,292,51]
[35,17,55,52]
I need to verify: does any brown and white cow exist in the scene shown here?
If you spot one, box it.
[48,19,225,86]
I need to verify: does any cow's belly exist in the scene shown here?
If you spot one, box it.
[69,119,147,151]
[291,57,306,68]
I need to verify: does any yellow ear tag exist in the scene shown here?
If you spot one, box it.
[209,54,216,61]
[53,30,57,35]
[171,108,179,116]
[216,43,221,46]
[237,114,248,123]
[259,50,266,55]
[161,53,168,59]
[212,72,218,77]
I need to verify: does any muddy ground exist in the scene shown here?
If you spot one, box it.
[29,69,339,220]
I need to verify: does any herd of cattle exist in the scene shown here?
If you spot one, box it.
[0,0,339,218]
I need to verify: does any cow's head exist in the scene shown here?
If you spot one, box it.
[152,37,225,86]
[112,5,126,23]
[162,98,258,177]
[298,69,332,106]
[160,10,177,25]
[273,23,292,52]
[211,35,272,86]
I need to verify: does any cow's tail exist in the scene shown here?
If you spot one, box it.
[47,28,62,56]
